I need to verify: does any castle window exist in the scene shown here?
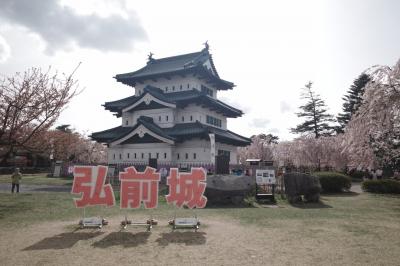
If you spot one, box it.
[187,83,190,88]
[113,154,115,159]
[166,115,168,121]
[172,86,175,91]
[201,85,213,97]
[206,115,222,128]
[156,153,159,159]
[165,86,168,92]
[164,153,167,159]
[127,153,130,159]
[149,153,151,158]
[182,116,184,122]
[141,153,144,159]
[190,115,193,121]
[125,120,128,125]
[177,153,180,159]
[119,154,122,160]
[180,85,182,90]
[185,153,188,159]
[159,116,161,122]
[193,153,197,159]
[134,153,137,159]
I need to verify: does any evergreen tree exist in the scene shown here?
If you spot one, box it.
[336,73,370,133]
[291,82,335,138]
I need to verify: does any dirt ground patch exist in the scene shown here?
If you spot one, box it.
[1,215,399,266]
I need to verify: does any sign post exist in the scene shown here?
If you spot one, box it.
[119,166,160,231]
[255,169,276,203]
[166,168,207,231]
[209,133,215,173]
[71,165,208,231]
[71,165,115,228]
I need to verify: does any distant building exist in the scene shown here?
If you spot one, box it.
[91,45,251,168]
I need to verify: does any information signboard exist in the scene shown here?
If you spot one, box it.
[255,169,276,185]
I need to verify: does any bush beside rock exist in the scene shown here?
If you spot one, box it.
[313,172,351,193]
[284,172,321,203]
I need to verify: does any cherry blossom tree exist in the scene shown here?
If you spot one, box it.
[42,127,107,164]
[343,59,400,170]
[237,133,278,163]
[273,135,348,171]
[0,67,78,165]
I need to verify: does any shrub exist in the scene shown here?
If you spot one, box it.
[284,172,321,203]
[313,171,351,193]
[348,169,368,180]
[362,179,400,194]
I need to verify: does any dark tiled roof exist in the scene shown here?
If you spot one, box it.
[114,49,233,90]
[103,95,138,113]
[116,51,208,79]
[137,116,176,141]
[90,126,132,143]
[91,119,251,147]
[104,85,243,118]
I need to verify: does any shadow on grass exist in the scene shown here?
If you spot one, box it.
[92,231,150,248]
[205,203,255,209]
[23,231,104,250]
[290,201,332,209]
[156,231,206,247]
[31,186,71,192]
[322,191,360,197]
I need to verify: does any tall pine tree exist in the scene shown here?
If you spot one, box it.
[291,82,335,138]
[336,73,370,133]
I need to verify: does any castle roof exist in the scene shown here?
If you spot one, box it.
[103,85,243,118]
[114,48,234,90]
[91,116,251,147]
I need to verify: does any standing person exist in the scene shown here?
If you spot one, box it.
[371,169,377,180]
[11,168,22,193]
[376,169,383,180]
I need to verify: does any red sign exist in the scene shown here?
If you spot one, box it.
[71,165,115,208]
[119,166,160,209]
[166,168,207,209]
[71,166,207,209]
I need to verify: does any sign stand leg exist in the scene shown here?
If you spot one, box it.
[80,207,86,229]
[172,207,177,231]
[147,209,153,232]
[194,209,199,232]
[123,211,128,230]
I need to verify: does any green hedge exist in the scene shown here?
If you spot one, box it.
[313,172,352,193]
[348,169,367,180]
[362,179,400,194]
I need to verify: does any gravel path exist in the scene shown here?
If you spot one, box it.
[351,182,363,193]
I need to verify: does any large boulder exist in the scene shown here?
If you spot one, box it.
[284,172,321,203]
[205,174,255,205]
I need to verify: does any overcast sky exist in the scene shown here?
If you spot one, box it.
[0,0,399,140]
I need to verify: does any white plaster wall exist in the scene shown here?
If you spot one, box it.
[175,104,227,129]
[134,75,218,99]
[122,104,227,130]
[108,143,173,164]
[125,108,175,128]
[134,76,201,96]
[173,139,211,164]
[108,138,239,165]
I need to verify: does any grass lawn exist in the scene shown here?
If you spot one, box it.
[0,174,72,186]
[0,190,399,265]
